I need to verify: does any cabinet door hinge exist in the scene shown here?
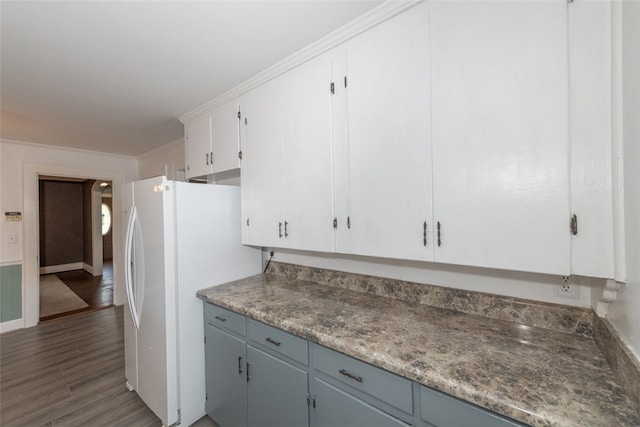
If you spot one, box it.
[333,217,337,229]
[307,394,316,408]
[330,82,335,94]
[570,214,578,235]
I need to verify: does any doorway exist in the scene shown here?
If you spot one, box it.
[37,176,114,321]
[22,162,125,328]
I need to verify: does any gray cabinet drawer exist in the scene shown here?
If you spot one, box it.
[204,303,246,336]
[420,386,522,427]
[247,319,308,365]
[312,344,413,415]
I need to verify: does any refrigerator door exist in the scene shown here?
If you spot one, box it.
[125,205,144,329]
[133,177,179,427]
[123,182,137,392]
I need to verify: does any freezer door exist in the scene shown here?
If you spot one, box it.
[122,182,137,392]
[132,177,179,427]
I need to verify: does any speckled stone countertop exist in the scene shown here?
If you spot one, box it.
[197,273,640,427]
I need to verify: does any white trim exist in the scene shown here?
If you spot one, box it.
[39,262,83,275]
[1,138,136,161]
[91,181,104,277]
[23,162,126,328]
[0,260,22,267]
[179,0,422,123]
[0,318,23,334]
[83,262,96,275]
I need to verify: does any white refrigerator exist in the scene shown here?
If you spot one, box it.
[122,176,261,426]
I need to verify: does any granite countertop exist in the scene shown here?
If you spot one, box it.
[197,273,640,427]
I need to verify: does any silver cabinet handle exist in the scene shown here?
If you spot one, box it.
[284,221,288,238]
[206,152,210,165]
[238,356,243,375]
[210,151,213,165]
[339,369,363,383]
[246,362,251,382]
[437,221,442,247]
[214,315,226,322]
[279,222,283,238]
[265,337,281,347]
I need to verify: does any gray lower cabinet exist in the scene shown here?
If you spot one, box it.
[247,345,309,427]
[312,377,410,427]
[204,323,247,427]
[204,303,524,427]
[420,385,521,427]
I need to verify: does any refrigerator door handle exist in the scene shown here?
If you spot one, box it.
[125,206,143,330]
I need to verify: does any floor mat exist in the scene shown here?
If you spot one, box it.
[39,274,89,318]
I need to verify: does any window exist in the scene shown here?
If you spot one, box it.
[101,203,112,235]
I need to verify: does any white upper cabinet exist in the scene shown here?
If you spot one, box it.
[240,78,284,248]
[184,113,212,179]
[185,100,241,180]
[241,52,335,252]
[430,1,571,274]
[281,53,335,253]
[339,1,433,261]
[211,101,241,174]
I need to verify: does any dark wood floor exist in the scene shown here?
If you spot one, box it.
[40,262,114,322]
[0,306,162,426]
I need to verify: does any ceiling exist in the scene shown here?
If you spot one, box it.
[0,1,381,157]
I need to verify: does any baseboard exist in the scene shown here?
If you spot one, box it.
[0,318,23,334]
[39,262,83,275]
[83,262,97,276]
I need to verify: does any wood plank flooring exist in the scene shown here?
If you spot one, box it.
[40,262,114,322]
[0,306,162,426]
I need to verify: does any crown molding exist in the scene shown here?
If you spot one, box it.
[179,0,422,124]
[0,138,137,160]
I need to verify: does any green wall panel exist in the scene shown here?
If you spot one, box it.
[0,264,22,322]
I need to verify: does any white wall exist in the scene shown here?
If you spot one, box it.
[0,139,138,329]
[137,137,185,181]
[608,1,640,357]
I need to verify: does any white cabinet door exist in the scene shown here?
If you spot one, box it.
[211,101,241,174]
[185,113,213,179]
[281,53,335,252]
[342,1,433,261]
[430,1,570,274]
[240,78,285,247]
[241,54,335,252]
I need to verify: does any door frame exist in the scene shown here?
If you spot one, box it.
[23,162,125,328]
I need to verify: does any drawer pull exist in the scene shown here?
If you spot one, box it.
[265,337,282,347]
[214,315,226,322]
[339,369,363,383]
[238,356,243,375]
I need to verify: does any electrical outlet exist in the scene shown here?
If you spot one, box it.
[554,276,579,299]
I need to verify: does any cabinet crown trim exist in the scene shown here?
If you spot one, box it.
[178,0,421,124]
